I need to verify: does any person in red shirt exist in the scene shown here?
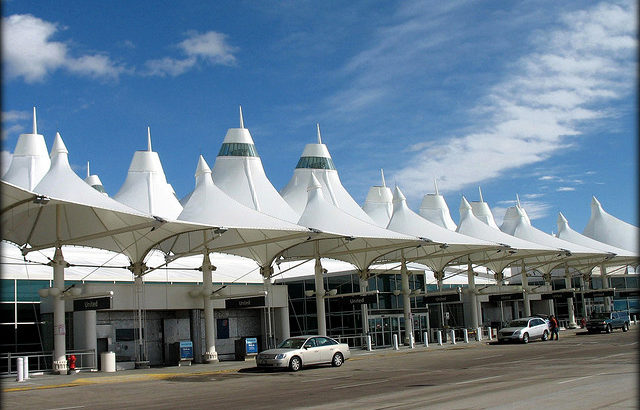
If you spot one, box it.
[549,315,559,340]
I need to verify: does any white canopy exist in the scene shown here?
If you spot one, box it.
[500,203,608,275]
[385,187,499,273]
[557,212,637,267]
[2,108,50,190]
[84,162,107,195]
[279,175,420,271]
[457,196,563,275]
[113,128,183,220]
[362,169,393,227]
[211,108,299,223]
[419,187,457,230]
[583,197,639,253]
[156,155,315,268]
[280,124,376,224]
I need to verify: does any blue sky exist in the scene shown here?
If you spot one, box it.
[2,0,637,234]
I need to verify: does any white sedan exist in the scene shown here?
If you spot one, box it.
[497,317,550,343]
[256,335,351,371]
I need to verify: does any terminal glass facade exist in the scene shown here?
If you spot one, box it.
[217,143,259,157]
[295,156,336,170]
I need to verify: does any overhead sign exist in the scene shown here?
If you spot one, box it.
[488,292,523,302]
[73,296,112,311]
[334,294,378,307]
[225,296,265,309]
[617,289,640,298]
[583,289,615,299]
[541,291,575,300]
[423,293,461,304]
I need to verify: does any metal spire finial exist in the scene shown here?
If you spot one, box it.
[239,106,245,128]
[434,178,439,195]
[478,186,484,202]
[32,107,37,134]
[147,127,152,152]
[380,169,386,187]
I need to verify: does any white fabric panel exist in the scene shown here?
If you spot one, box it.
[583,197,639,253]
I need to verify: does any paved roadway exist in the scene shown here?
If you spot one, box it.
[3,327,638,409]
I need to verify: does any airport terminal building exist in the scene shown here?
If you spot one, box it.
[2,109,638,373]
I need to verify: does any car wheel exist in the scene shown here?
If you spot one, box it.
[331,353,344,367]
[542,330,549,341]
[606,324,612,334]
[289,356,302,372]
[623,323,629,332]
[522,333,529,344]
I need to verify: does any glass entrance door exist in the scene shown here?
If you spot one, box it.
[368,315,403,348]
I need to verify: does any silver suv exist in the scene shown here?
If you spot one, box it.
[498,317,550,343]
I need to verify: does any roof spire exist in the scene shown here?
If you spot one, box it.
[434,178,439,195]
[86,161,90,178]
[478,186,484,202]
[32,106,37,134]
[147,126,152,151]
[380,169,386,187]
[239,105,245,128]
[516,193,521,208]
[316,123,322,144]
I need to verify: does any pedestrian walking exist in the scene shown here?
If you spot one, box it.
[549,315,559,340]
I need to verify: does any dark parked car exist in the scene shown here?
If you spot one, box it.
[586,311,630,333]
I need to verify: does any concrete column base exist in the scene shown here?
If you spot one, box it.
[204,351,219,363]
[135,361,150,369]
[53,360,68,374]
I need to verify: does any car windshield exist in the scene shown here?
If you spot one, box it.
[277,338,306,349]
[508,319,529,328]
[590,313,610,320]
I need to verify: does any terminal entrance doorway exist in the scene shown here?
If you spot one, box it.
[368,313,429,347]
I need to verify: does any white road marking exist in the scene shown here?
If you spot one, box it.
[471,354,502,360]
[624,342,638,346]
[558,375,594,384]
[600,353,627,359]
[300,376,349,383]
[333,379,389,389]
[46,407,85,410]
[455,375,501,385]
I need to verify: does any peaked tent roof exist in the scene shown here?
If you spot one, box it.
[418,182,457,230]
[384,186,500,273]
[156,156,316,268]
[113,127,183,220]
[2,107,51,191]
[500,203,609,275]
[362,169,393,227]
[84,162,107,195]
[457,196,564,275]
[211,108,299,223]
[278,175,421,271]
[583,197,639,253]
[280,124,376,224]
[557,212,637,267]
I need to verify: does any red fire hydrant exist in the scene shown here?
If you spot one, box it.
[68,355,76,372]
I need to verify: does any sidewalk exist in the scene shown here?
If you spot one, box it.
[2,327,588,393]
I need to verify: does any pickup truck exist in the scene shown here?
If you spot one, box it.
[586,311,630,333]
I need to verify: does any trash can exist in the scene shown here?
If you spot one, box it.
[101,352,116,373]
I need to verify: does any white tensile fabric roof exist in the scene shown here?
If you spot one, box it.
[84,162,107,196]
[457,196,563,275]
[156,155,314,268]
[362,170,393,228]
[500,203,608,274]
[419,190,457,230]
[557,212,637,267]
[384,187,499,274]
[2,108,50,191]
[211,109,299,223]
[583,197,639,253]
[279,175,420,271]
[280,124,377,224]
[113,128,183,220]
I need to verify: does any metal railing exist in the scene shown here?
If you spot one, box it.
[1,349,97,376]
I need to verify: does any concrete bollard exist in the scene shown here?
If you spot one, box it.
[463,329,469,343]
[409,334,415,349]
[488,328,495,341]
[476,327,482,341]
[23,356,29,380]
[633,315,637,325]
[450,329,456,345]
[423,332,429,347]
[16,357,24,382]
[437,330,443,346]
[366,335,372,351]
[393,334,399,350]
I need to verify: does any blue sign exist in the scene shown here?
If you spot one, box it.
[245,338,258,354]
[179,340,193,359]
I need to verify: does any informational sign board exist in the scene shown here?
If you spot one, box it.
[73,296,112,311]
[583,289,615,299]
[488,292,524,302]
[225,296,265,309]
[179,340,193,360]
[333,294,378,308]
[423,293,461,304]
[541,291,575,300]
[245,337,258,354]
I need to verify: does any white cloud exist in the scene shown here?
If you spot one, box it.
[538,175,556,181]
[2,14,125,82]
[144,31,237,77]
[2,110,30,123]
[2,124,24,141]
[391,1,636,197]
[557,186,576,192]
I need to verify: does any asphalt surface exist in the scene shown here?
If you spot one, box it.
[2,327,638,409]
